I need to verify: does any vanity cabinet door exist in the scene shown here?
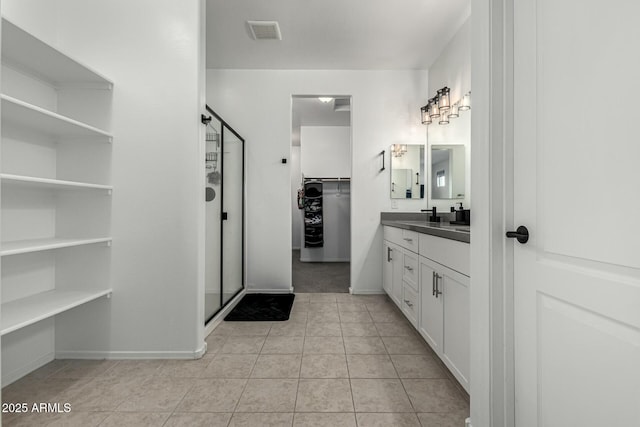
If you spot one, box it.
[419,257,443,353]
[383,241,404,306]
[441,267,470,389]
[383,241,393,295]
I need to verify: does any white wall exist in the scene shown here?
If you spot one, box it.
[207,69,428,293]
[291,146,302,249]
[300,126,351,178]
[3,0,206,364]
[427,18,471,212]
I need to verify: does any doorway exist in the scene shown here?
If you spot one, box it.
[290,95,352,293]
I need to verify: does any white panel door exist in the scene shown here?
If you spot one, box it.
[513,1,640,426]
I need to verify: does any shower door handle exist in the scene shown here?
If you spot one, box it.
[222,212,228,220]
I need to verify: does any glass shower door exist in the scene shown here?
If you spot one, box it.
[221,124,244,306]
[204,106,245,325]
[204,115,222,323]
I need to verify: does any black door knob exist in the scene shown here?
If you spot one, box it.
[506,225,529,244]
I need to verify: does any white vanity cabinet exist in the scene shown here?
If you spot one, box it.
[383,227,421,325]
[419,254,470,391]
[382,224,470,392]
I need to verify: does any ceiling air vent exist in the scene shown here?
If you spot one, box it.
[247,21,282,40]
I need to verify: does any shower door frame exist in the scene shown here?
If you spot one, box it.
[205,105,245,325]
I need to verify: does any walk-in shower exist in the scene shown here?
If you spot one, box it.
[204,106,245,323]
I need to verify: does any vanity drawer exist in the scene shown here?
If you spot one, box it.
[400,229,419,253]
[383,226,419,253]
[402,281,419,327]
[419,233,470,277]
[403,252,419,290]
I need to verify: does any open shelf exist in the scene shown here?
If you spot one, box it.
[1,237,112,257]
[1,18,113,89]
[1,95,113,142]
[1,289,112,336]
[1,174,112,193]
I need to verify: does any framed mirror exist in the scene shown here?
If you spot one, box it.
[390,144,425,199]
[431,144,465,199]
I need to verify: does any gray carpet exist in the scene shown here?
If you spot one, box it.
[292,250,350,293]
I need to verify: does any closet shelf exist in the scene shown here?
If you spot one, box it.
[1,174,112,193]
[1,237,112,257]
[2,18,113,89]
[1,95,113,142]
[1,289,112,336]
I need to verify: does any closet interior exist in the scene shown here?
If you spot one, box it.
[0,18,114,385]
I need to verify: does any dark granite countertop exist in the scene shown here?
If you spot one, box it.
[381,220,470,244]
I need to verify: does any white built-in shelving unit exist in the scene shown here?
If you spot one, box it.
[1,17,114,385]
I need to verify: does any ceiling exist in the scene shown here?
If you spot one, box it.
[291,96,351,146]
[206,0,471,70]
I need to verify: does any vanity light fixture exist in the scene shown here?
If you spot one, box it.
[318,97,333,103]
[437,87,450,110]
[421,88,470,126]
[392,144,409,158]
[448,102,459,118]
[429,97,441,118]
[438,110,449,125]
[421,104,431,124]
[459,91,471,111]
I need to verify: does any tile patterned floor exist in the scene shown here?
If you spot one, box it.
[1,293,469,426]
[292,251,350,293]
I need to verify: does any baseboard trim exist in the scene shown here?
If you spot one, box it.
[350,288,385,295]
[204,289,246,337]
[2,352,55,387]
[299,258,350,263]
[55,345,207,361]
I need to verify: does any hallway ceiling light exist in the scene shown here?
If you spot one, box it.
[247,21,282,40]
[318,97,333,103]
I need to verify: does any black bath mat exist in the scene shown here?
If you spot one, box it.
[224,293,295,322]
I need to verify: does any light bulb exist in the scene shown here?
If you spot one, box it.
[439,111,449,125]
[459,92,471,111]
[438,87,450,110]
[448,102,459,118]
